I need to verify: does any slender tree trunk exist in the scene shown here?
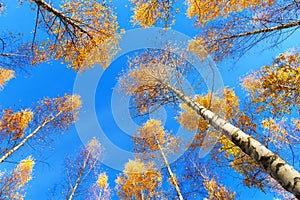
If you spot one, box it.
[0,111,62,163]
[67,152,91,200]
[164,82,300,199]
[219,20,300,41]
[0,53,29,57]
[156,140,184,200]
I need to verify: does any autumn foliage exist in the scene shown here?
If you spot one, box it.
[0,68,14,88]
[115,159,162,199]
[0,157,35,199]
[242,50,300,115]
[56,138,104,200]
[0,109,33,140]
[30,0,120,71]
[1,0,300,199]
[188,0,299,61]
[186,0,275,26]
[131,0,176,27]
[0,94,81,164]
[134,119,177,154]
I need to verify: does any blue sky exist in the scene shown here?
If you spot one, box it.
[0,0,300,199]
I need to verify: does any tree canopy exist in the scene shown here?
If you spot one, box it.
[0,0,299,199]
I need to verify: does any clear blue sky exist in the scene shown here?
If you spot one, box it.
[0,0,299,199]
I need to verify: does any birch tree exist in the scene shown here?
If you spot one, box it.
[201,174,235,200]
[1,0,120,72]
[186,0,275,26]
[0,94,81,163]
[119,49,300,198]
[130,0,177,27]
[0,156,34,199]
[242,50,300,116]
[178,87,297,197]
[87,172,111,200]
[115,159,162,200]
[26,0,120,71]
[135,119,183,200]
[179,153,237,199]
[62,138,103,200]
[177,50,300,198]
[187,0,300,60]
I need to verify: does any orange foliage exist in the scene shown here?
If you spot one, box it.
[35,94,81,131]
[0,157,34,199]
[203,178,235,200]
[186,0,274,26]
[177,88,239,133]
[134,119,177,154]
[31,0,120,71]
[119,50,178,113]
[188,38,209,60]
[187,1,299,61]
[242,50,300,115]
[0,94,81,164]
[261,118,291,147]
[0,109,33,140]
[15,157,35,186]
[86,138,102,159]
[177,88,269,190]
[0,68,14,89]
[115,159,162,199]
[218,135,264,189]
[294,119,300,132]
[88,172,111,200]
[131,0,176,27]
[97,173,108,189]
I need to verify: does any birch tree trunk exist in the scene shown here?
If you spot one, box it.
[164,82,300,199]
[218,20,300,41]
[156,140,184,200]
[0,111,62,163]
[67,152,91,200]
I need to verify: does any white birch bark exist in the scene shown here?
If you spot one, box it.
[165,83,300,199]
[0,111,62,163]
